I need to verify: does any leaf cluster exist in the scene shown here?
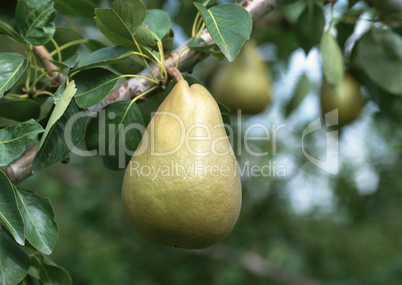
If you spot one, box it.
[0,0,251,283]
[1,0,402,283]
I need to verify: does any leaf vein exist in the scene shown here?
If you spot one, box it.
[0,60,25,91]
[75,78,118,98]
[207,10,228,52]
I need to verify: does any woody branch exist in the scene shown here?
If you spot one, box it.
[1,0,276,184]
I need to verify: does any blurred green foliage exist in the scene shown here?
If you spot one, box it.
[10,0,402,284]
[20,122,402,285]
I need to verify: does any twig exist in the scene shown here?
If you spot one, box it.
[166,67,184,82]
[0,46,59,183]
[32,46,59,79]
[88,0,276,112]
[0,145,38,184]
[3,0,277,184]
[194,245,319,285]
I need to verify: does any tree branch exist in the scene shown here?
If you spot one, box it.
[32,46,59,79]
[0,145,38,184]
[3,0,277,184]
[166,67,184,82]
[0,46,60,183]
[195,245,319,285]
[88,0,276,112]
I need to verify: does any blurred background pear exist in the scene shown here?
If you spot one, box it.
[211,40,272,114]
[320,73,365,126]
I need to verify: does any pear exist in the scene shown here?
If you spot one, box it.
[122,80,242,249]
[211,40,272,114]
[320,73,365,126]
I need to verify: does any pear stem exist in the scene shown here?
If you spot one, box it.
[166,67,184,82]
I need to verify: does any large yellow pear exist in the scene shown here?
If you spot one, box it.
[320,73,365,126]
[122,80,242,249]
[211,40,272,114]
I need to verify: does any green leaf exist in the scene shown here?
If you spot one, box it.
[320,31,344,96]
[30,254,72,285]
[253,21,298,60]
[143,9,171,40]
[0,16,23,42]
[194,3,252,62]
[161,28,174,51]
[0,119,44,166]
[393,26,402,37]
[74,68,119,109]
[15,188,58,255]
[278,0,299,5]
[284,73,310,117]
[94,2,156,50]
[173,1,198,36]
[335,10,362,50]
[37,82,77,152]
[86,101,145,170]
[218,102,231,127]
[109,54,145,75]
[94,8,136,50]
[358,28,402,95]
[85,39,108,52]
[136,82,173,126]
[0,230,30,284]
[63,54,79,69]
[44,27,84,61]
[52,81,66,106]
[34,97,54,123]
[0,99,40,121]
[0,52,27,97]
[196,0,213,6]
[33,100,90,171]
[50,54,79,69]
[133,25,157,47]
[19,274,41,285]
[188,38,216,52]
[74,46,132,73]
[208,48,225,61]
[0,170,25,245]
[348,0,359,8]
[112,0,146,34]
[295,3,325,54]
[182,72,208,88]
[54,0,97,18]
[336,22,355,51]
[49,60,70,70]
[16,0,56,46]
